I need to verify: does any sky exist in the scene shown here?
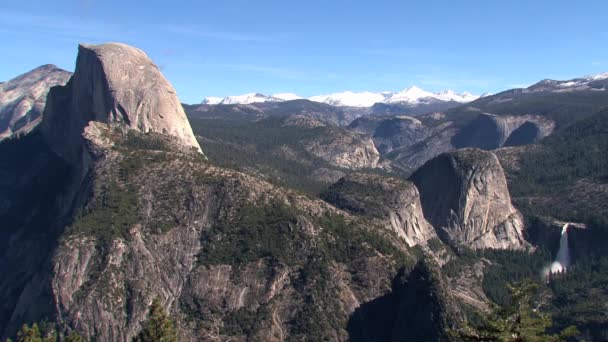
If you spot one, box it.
[1,0,608,104]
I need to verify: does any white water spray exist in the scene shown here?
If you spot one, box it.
[543,223,571,279]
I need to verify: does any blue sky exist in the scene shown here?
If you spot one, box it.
[1,0,607,103]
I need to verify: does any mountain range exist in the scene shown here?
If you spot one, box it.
[1,42,608,341]
[202,86,480,107]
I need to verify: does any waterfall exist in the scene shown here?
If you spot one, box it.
[542,223,571,280]
[550,223,570,273]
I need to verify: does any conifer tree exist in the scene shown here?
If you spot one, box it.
[455,279,579,341]
[134,298,178,342]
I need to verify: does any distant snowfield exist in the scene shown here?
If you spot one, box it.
[201,71,608,107]
[202,86,480,107]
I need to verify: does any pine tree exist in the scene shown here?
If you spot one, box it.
[134,298,178,342]
[455,279,580,341]
[16,323,41,342]
[65,331,85,342]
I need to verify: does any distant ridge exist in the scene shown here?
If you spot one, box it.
[202,86,479,107]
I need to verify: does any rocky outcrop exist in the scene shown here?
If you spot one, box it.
[41,42,202,163]
[410,148,527,250]
[281,114,326,128]
[347,260,458,342]
[387,122,458,172]
[348,115,430,155]
[304,131,380,169]
[322,173,437,247]
[452,113,554,149]
[0,65,71,140]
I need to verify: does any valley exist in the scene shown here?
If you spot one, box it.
[0,41,607,342]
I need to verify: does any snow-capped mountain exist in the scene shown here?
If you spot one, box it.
[310,87,478,107]
[202,87,479,107]
[273,93,303,101]
[309,91,390,107]
[202,92,303,105]
[526,72,608,93]
[202,96,224,105]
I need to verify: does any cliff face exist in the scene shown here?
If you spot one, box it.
[452,113,554,149]
[41,127,413,341]
[321,173,437,247]
[41,42,202,163]
[347,260,458,342]
[410,148,527,250]
[304,131,380,169]
[0,65,71,140]
[0,43,423,341]
[348,116,430,155]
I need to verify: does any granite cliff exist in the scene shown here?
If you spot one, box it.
[410,148,527,250]
[0,65,71,140]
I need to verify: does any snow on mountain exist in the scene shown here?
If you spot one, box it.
[311,87,479,107]
[384,86,435,104]
[202,92,303,105]
[202,96,223,105]
[273,93,303,101]
[202,87,480,107]
[526,71,608,93]
[585,72,608,81]
[218,93,278,105]
[309,91,390,107]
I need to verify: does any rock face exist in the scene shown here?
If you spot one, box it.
[347,260,458,342]
[0,65,71,140]
[304,131,380,169]
[410,148,527,250]
[321,173,437,247]
[348,116,430,155]
[452,113,554,149]
[41,42,202,162]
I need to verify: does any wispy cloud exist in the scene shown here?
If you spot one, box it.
[163,25,278,42]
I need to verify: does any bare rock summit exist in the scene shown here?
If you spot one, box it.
[410,148,527,250]
[42,42,202,161]
[0,65,71,140]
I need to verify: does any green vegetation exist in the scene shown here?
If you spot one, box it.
[69,180,139,244]
[446,89,608,130]
[121,130,171,152]
[480,250,551,307]
[189,116,355,194]
[221,307,269,337]
[198,202,304,266]
[134,298,178,342]
[320,178,394,219]
[548,255,608,339]
[457,280,579,341]
[3,322,84,342]
[288,254,346,341]
[510,110,608,200]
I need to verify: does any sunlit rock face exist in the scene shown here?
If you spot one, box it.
[41,42,202,163]
[410,148,527,250]
[321,173,438,247]
[0,65,71,140]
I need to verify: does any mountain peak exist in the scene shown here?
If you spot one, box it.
[42,42,202,161]
[585,72,608,81]
[203,86,480,108]
[0,65,72,140]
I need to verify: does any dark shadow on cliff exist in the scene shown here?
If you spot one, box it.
[0,131,76,339]
[347,261,454,342]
